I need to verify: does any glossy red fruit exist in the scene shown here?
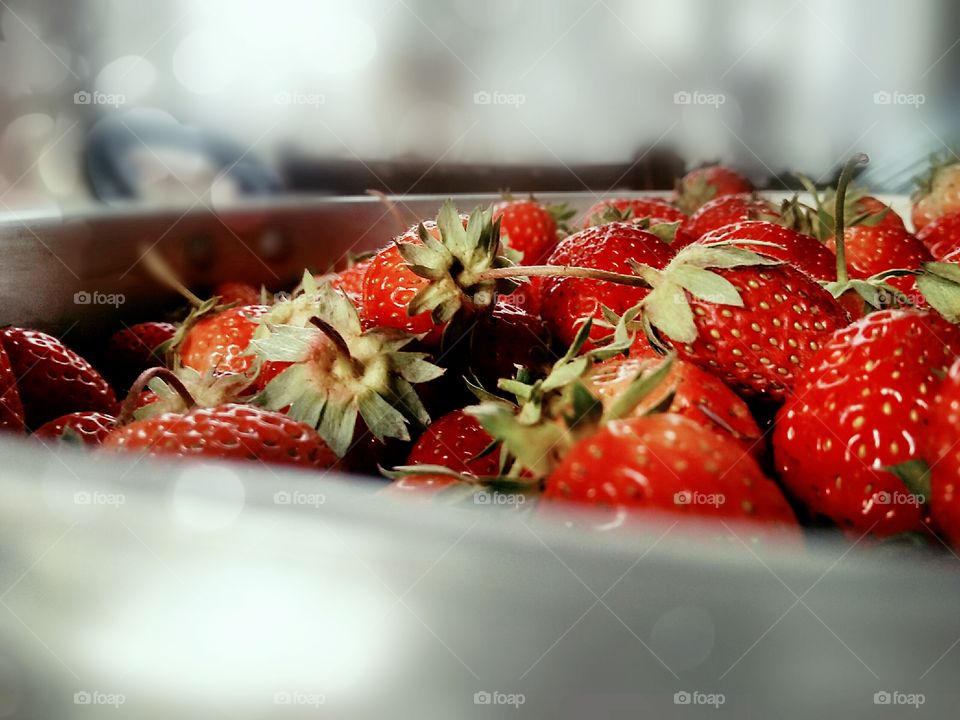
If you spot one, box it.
[540,222,671,347]
[925,359,960,547]
[0,327,117,429]
[669,265,849,400]
[104,321,176,391]
[681,194,778,240]
[675,166,753,213]
[0,341,25,432]
[214,281,261,306]
[583,349,763,455]
[698,221,837,281]
[499,276,542,316]
[773,309,960,538]
[469,301,552,389]
[912,161,960,232]
[851,196,905,231]
[389,409,502,493]
[178,305,269,377]
[543,413,799,540]
[34,411,116,446]
[493,199,559,264]
[329,257,374,304]
[916,210,960,260]
[581,197,686,228]
[825,225,933,297]
[101,403,337,468]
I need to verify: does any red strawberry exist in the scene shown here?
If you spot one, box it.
[681,193,778,240]
[675,166,753,213]
[0,341,25,432]
[924,359,960,546]
[388,409,501,494]
[698,221,837,280]
[493,198,561,264]
[912,157,960,231]
[583,348,763,455]
[104,321,176,391]
[0,327,117,429]
[499,276,542,316]
[329,257,374,304]
[468,300,552,389]
[362,241,438,336]
[850,195,905,231]
[773,309,960,537]
[101,403,337,468]
[178,305,269,377]
[581,197,685,228]
[213,281,262,306]
[34,411,116,446]
[916,210,960,260]
[540,222,671,347]
[824,225,933,297]
[543,413,799,540]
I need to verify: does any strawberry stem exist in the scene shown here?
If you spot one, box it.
[833,153,869,286]
[116,366,196,425]
[477,264,652,288]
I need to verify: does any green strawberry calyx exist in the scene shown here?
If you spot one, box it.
[251,275,443,457]
[133,363,255,422]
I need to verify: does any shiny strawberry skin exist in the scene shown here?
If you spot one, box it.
[698,221,837,281]
[773,309,960,538]
[584,349,763,455]
[671,265,848,400]
[34,411,116,445]
[499,276,542,316]
[101,403,337,468]
[179,305,269,376]
[681,194,778,240]
[493,199,558,264]
[544,413,799,539]
[581,197,686,228]
[913,163,960,232]
[361,243,436,336]
[329,257,374,304]
[0,341,25,432]
[675,166,753,213]
[390,409,502,492]
[540,222,672,347]
[925,359,960,546]
[214,281,261,306]
[104,321,177,392]
[0,327,117,429]
[852,196,906,231]
[916,210,960,260]
[825,226,933,297]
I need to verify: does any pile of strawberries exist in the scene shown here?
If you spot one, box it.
[4,154,960,549]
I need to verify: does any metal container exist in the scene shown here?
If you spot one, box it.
[0,194,955,719]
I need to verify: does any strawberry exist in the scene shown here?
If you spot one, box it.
[583,348,762,455]
[539,222,671,347]
[698,221,837,281]
[773,309,960,537]
[213,281,262,306]
[916,210,960,260]
[176,304,269,377]
[493,198,566,264]
[850,195,905,231]
[632,245,849,400]
[0,341,25,432]
[101,403,337,468]
[498,276,542,315]
[924,359,960,546]
[103,321,176,391]
[0,327,117,429]
[824,225,932,298]
[912,155,960,231]
[468,300,552,389]
[543,413,799,540]
[328,256,374,304]
[34,411,116,445]
[681,193,778,240]
[581,197,685,228]
[675,166,753,214]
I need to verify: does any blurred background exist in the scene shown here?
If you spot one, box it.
[0,0,958,210]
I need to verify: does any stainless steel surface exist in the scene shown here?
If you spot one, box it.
[0,193,952,719]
